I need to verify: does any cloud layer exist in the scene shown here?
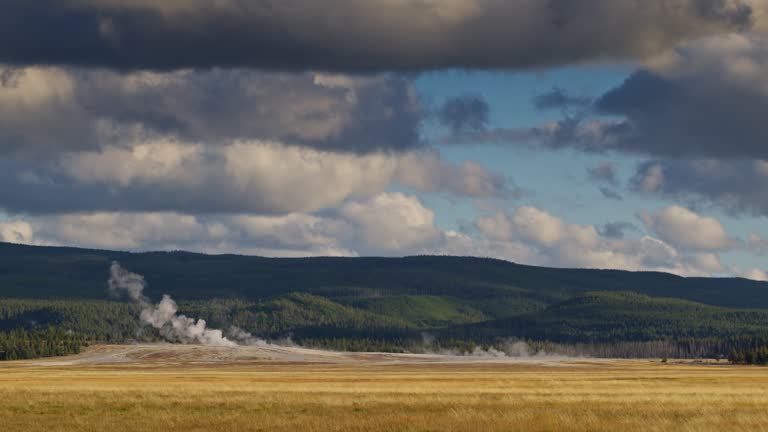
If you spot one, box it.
[0,139,512,215]
[595,34,768,159]
[0,64,515,215]
[0,67,421,156]
[0,0,758,71]
[3,199,758,278]
[0,193,444,257]
[445,33,768,161]
[0,1,766,283]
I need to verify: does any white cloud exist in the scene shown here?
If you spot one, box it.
[0,220,34,244]
[339,193,441,254]
[61,139,204,187]
[748,233,768,255]
[638,205,735,251]
[221,141,398,214]
[35,213,216,250]
[690,253,724,273]
[0,200,752,279]
[395,152,512,198]
[473,206,725,276]
[1,193,443,257]
[0,139,511,215]
[736,267,768,281]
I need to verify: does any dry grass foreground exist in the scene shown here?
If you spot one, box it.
[2,345,768,431]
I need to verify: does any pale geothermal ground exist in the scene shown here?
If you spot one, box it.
[2,344,768,432]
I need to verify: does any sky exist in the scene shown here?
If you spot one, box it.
[0,0,767,280]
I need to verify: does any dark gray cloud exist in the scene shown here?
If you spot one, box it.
[630,159,768,216]
[437,95,489,134]
[594,69,768,159]
[590,34,768,159]
[440,114,618,152]
[532,87,592,110]
[587,162,618,185]
[599,221,639,239]
[0,68,422,157]
[446,34,768,160]
[0,0,756,71]
[600,187,624,201]
[588,162,623,200]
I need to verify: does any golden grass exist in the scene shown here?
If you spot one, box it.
[3,360,768,431]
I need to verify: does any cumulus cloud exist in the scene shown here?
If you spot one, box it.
[638,205,737,251]
[0,193,443,257]
[472,206,726,276]
[738,268,768,281]
[0,200,749,278]
[395,151,518,199]
[0,141,393,215]
[0,139,511,215]
[0,0,757,71]
[0,220,34,244]
[338,193,442,254]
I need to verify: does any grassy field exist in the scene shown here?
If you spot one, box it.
[3,353,768,432]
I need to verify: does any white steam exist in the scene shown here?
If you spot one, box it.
[419,333,581,359]
[108,261,147,303]
[140,294,237,347]
[468,341,535,358]
[108,261,239,347]
[227,326,270,346]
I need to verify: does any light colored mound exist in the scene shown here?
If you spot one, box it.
[15,343,347,366]
[6,343,611,367]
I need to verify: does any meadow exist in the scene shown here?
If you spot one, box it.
[2,349,768,431]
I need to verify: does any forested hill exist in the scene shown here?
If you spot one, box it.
[0,241,766,308]
[2,241,768,360]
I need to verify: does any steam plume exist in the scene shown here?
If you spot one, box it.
[108,261,237,347]
[108,261,147,303]
[420,332,580,359]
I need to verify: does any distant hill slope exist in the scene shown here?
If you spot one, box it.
[446,291,768,343]
[0,241,766,310]
[2,242,768,358]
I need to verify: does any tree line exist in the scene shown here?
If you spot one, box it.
[2,295,768,362]
[728,345,768,365]
[0,327,87,361]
